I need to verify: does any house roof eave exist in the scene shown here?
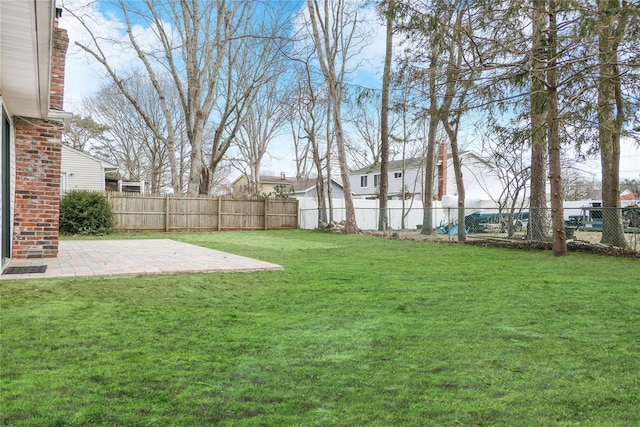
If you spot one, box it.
[351,158,425,174]
[0,1,55,118]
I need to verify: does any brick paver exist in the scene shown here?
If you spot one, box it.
[2,239,282,279]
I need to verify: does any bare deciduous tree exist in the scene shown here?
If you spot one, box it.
[66,0,286,195]
[288,46,333,224]
[64,115,109,152]
[482,127,531,238]
[436,3,474,242]
[397,0,473,238]
[564,169,598,201]
[230,55,290,195]
[305,0,365,234]
[345,94,383,169]
[201,8,291,194]
[87,80,178,193]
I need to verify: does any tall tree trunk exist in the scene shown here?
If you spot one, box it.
[400,112,409,230]
[191,120,208,194]
[546,0,567,256]
[443,127,465,241]
[421,54,439,235]
[597,0,627,248]
[316,175,327,226]
[188,126,205,195]
[326,154,334,223]
[311,134,328,226]
[332,97,357,233]
[438,8,466,241]
[378,0,393,232]
[306,0,358,233]
[251,162,261,196]
[528,0,549,241]
[326,107,334,223]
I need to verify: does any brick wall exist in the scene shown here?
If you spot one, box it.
[12,119,62,258]
[50,26,68,111]
[11,26,69,258]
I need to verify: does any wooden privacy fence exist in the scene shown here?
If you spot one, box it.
[107,193,298,232]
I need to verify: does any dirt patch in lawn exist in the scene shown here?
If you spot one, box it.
[464,238,640,258]
[360,230,640,258]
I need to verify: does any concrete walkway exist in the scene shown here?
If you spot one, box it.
[1,239,282,280]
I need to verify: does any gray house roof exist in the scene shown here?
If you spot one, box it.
[291,178,342,193]
[350,152,492,174]
[351,157,425,174]
[257,175,296,185]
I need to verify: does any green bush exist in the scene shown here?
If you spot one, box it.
[59,191,114,235]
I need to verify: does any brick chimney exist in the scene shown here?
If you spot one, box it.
[11,14,69,258]
[437,142,447,201]
[50,10,69,110]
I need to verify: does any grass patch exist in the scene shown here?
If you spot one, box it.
[2,229,639,426]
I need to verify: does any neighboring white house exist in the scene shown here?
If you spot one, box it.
[349,144,505,206]
[61,145,118,192]
[350,157,426,199]
[447,152,506,206]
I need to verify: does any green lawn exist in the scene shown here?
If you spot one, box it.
[1,230,639,426]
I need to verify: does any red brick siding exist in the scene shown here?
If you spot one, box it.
[50,27,69,111]
[12,119,62,258]
[10,25,69,258]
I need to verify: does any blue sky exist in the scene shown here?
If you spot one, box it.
[59,0,640,182]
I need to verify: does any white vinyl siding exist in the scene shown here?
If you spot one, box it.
[61,145,106,192]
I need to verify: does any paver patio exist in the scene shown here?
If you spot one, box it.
[1,239,282,279]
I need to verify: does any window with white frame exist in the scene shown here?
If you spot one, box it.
[394,172,402,179]
[360,176,368,187]
[374,174,380,187]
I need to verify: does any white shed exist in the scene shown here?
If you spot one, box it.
[61,145,118,192]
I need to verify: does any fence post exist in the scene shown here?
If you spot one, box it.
[217,197,222,231]
[164,194,170,232]
[107,192,114,231]
[264,198,269,230]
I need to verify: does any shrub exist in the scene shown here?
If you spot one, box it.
[59,191,114,235]
[262,183,295,199]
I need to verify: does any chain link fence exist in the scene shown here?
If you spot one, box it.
[300,205,640,253]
